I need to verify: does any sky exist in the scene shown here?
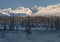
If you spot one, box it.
[0,0,60,9]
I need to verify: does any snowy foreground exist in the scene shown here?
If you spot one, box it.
[0,31,60,42]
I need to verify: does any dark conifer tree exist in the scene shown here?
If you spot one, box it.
[54,17,60,31]
[25,16,31,35]
[9,15,14,31]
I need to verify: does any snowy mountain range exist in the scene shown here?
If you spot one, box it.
[0,4,60,17]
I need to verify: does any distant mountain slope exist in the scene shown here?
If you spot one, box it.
[0,13,8,16]
[10,13,28,17]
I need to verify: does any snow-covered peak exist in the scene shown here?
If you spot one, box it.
[0,4,60,17]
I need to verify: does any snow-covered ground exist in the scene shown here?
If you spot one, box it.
[0,23,59,42]
[0,31,60,42]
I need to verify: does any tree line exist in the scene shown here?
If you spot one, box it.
[0,16,60,31]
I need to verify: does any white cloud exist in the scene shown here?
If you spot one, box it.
[0,4,60,16]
